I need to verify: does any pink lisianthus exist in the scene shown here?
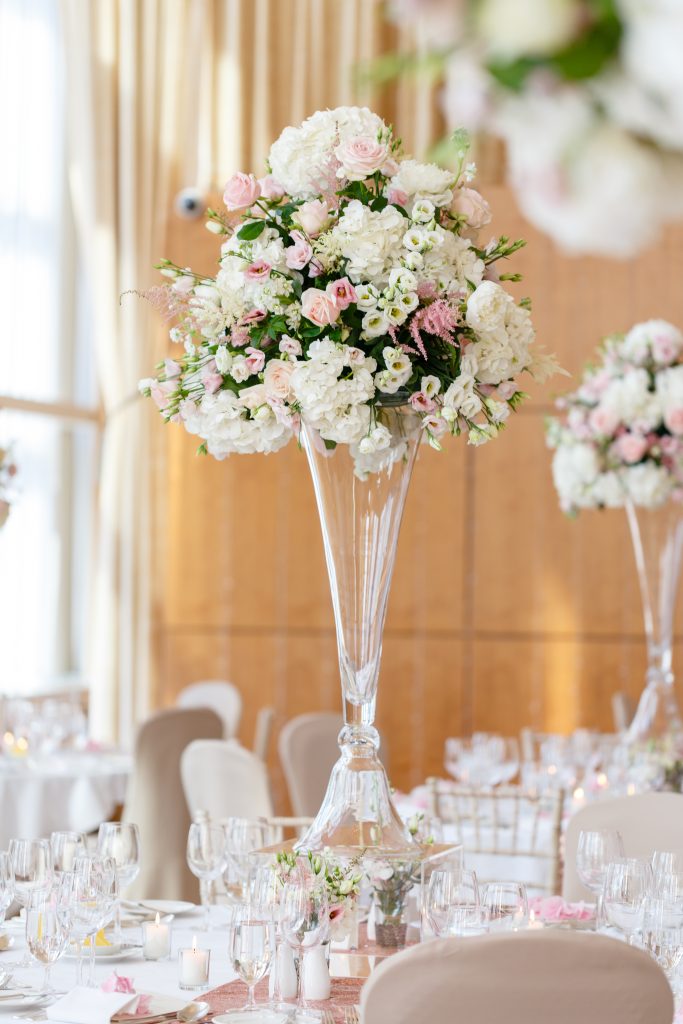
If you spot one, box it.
[388,187,409,208]
[163,358,182,378]
[150,379,176,412]
[300,288,340,326]
[258,174,285,201]
[326,277,357,310]
[329,904,345,923]
[335,135,391,181]
[665,408,683,435]
[202,371,223,395]
[244,259,272,280]
[285,230,313,270]
[613,432,649,463]
[410,391,436,413]
[245,347,266,374]
[223,172,261,211]
[422,413,447,437]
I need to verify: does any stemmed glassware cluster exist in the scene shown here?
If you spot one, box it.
[426,865,528,938]
[444,735,520,788]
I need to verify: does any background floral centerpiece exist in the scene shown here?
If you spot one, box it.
[140,105,558,475]
[0,446,17,530]
[386,0,683,256]
[367,857,420,948]
[547,319,683,755]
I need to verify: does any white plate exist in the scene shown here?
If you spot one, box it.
[213,1013,291,1024]
[64,943,142,961]
[135,899,197,917]
[0,990,52,1011]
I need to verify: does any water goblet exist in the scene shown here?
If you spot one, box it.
[644,896,683,989]
[8,837,53,967]
[0,852,14,927]
[70,854,118,986]
[26,887,70,993]
[576,828,624,927]
[186,823,228,931]
[603,858,651,945]
[51,831,86,875]
[230,908,274,1014]
[481,881,528,931]
[97,822,140,942]
[281,879,329,1021]
[224,818,270,900]
[427,868,480,937]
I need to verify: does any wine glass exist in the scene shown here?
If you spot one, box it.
[70,854,118,986]
[230,908,274,1014]
[281,880,329,1020]
[644,896,683,986]
[8,838,53,967]
[26,887,70,993]
[0,852,15,927]
[481,882,528,931]
[186,823,228,931]
[427,868,482,937]
[97,822,140,942]
[51,831,86,875]
[224,818,269,899]
[652,850,683,888]
[603,858,651,945]
[576,828,624,926]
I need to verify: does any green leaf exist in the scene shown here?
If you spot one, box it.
[487,56,538,92]
[370,196,389,212]
[237,220,266,241]
[323,439,337,450]
[550,14,622,80]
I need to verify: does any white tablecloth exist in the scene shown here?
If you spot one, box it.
[0,908,237,1022]
[0,752,132,847]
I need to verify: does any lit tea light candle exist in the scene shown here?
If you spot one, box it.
[627,782,637,796]
[572,786,585,808]
[143,912,171,960]
[527,909,543,930]
[596,772,608,789]
[178,936,210,990]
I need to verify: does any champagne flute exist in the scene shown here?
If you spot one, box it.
[97,823,140,943]
[230,909,274,1014]
[186,823,228,931]
[51,831,86,875]
[603,858,651,945]
[26,887,70,993]
[281,880,329,1020]
[0,852,15,927]
[8,838,52,967]
[576,829,624,927]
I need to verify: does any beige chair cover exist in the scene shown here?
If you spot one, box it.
[563,791,683,900]
[361,931,673,1024]
[122,707,222,901]
[177,681,243,739]
[181,739,274,822]
[278,712,342,816]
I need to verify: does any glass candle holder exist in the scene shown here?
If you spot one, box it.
[178,940,210,990]
[142,914,171,960]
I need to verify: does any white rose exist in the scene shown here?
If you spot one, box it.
[466,281,513,335]
[263,359,295,400]
[388,159,456,207]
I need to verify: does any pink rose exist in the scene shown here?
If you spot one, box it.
[496,381,517,400]
[285,230,313,270]
[451,187,491,229]
[202,371,223,394]
[614,432,649,463]
[335,135,390,181]
[264,359,295,401]
[410,391,436,413]
[150,380,176,411]
[388,187,409,208]
[326,277,357,310]
[653,337,679,364]
[308,259,324,278]
[223,172,261,211]
[244,260,271,280]
[244,347,266,374]
[295,199,331,236]
[279,336,302,357]
[588,406,619,437]
[258,175,285,201]
[666,408,683,435]
[300,288,340,327]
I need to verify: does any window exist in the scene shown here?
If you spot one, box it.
[0,0,98,695]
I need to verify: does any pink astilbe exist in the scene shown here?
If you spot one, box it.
[407,300,461,359]
[136,285,191,322]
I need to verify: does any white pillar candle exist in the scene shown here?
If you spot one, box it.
[143,913,171,960]
[179,936,210,990]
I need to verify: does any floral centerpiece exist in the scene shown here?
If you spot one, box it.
[547,319,683,755]
[367,857,420,948]
[141,106,557,855]
[0,446,17,530]
[386,0,683,256]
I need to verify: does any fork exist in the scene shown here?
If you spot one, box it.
[321,1011,336,1024]
[344,1008,360,1024]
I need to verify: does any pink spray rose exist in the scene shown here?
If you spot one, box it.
[285,230,313,270]
[244,259,272,280]
[295,199,331,236]
[451,187,492,229]
[335,135,391,181]
[244,347,266,374]
[300,288,340,327]
[388,188,409,208]
[258,175,285,201]
[326,277,357,310]
[666,408,683,435]
[588,406,619,437]
[223,172,262,211]
[614,432,649,463]
[264,359,295,401]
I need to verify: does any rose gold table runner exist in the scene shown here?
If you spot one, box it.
[206,976,363,1022]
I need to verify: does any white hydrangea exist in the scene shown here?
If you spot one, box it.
[183,390,292,457]
[625,319,683,366]
[623,462,672,508]
[330,200,406,287]
[268,106,387,198]
[552,442,602,511]
[421,231,485,296]
[601,368,661,432]
[656,365,683,419]
[290,338,377,445]
[388,159,456,207]
[467,296,535,385]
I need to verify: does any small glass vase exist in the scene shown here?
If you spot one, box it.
[296,403,421,854]
[374,902,408,949]
[624,499,683,754]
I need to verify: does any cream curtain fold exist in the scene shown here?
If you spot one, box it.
[61,0,434,745]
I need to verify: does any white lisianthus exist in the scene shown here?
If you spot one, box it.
[388,159,456,207]
[411,199,436,224]
[443,374,483,420]
[215,346,233,373]
[468,423,498,446]
[421,375,441,398]
[388,267,418,293]
[355,283,381,310]
[362,310,391,339]
[383,347,412,377]
[402,227,428,252]
[376,370,407,394]
[402,251,424,272]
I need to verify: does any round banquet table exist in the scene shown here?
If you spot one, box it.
[0,750,132,846]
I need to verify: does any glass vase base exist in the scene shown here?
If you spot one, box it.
[624,680,683,754]
[295,742,416,855]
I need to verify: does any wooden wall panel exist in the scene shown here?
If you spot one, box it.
[151,170,683,807]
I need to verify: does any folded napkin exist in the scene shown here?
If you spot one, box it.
[46,986,135,1024]
[528,896,594,922]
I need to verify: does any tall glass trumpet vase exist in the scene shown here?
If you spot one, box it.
[624,499,683,753]
[297,404,421,854]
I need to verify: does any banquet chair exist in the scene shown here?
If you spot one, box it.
[122,706,223,901]
[564,791,683,900]
[176,680,242,739]
[360,930,673,1024]
[181,739,274,822]
[428,780,564,895]
[279,712,343,816]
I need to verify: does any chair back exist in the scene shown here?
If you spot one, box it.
[564,791,683,900]
[177,681,242,739]
[122,707,222,901]
[428,780,564,895]
[252,706,275,761]
[278,712,342,816]
[361,930,673,1024]
[181,739,274,822]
